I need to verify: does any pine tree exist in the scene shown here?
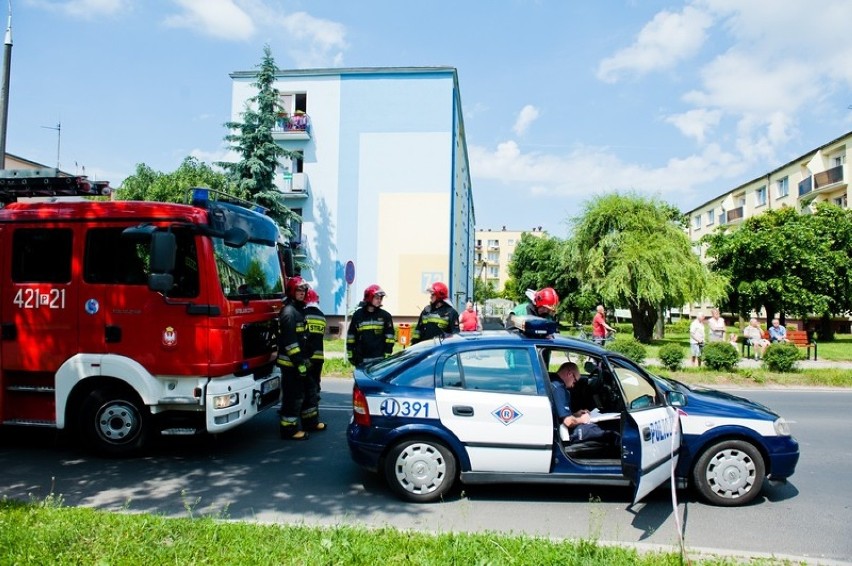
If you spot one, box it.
[217,45,297,235]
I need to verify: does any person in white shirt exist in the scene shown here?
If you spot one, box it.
[690,313,706,367]
[707,308,726,342]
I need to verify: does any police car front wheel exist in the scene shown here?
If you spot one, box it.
[384,438,457,503]
[693,439,765,506]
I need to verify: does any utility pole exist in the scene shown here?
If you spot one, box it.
[41,121,60,169]
[0,1,12,170]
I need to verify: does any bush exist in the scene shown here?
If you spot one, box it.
[612,322,633,335]
[666,319,691,334]
[701,342,739,371]
[607,337,647,363]
[763,343,803,372]
[658,343,686,371]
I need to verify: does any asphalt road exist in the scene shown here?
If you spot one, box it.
[1,381,850,564]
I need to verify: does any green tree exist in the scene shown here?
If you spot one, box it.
[217,45,297,233]
[507,233,594,324]
[568,193,727,343]
[703,203,852,339]
[473,278,498,303]
[115,157,229,203]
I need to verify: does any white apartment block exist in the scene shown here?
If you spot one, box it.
[687,130,850,249]
[228,67,475,326]
[685,130,850,318]
[475,227,546,292]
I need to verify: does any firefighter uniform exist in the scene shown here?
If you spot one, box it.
[411,302,460,344]
[347,306,395,367]
[277,297,322,439]
[303,301,326,391]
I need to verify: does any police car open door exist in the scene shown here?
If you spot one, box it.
[608,358,681,505]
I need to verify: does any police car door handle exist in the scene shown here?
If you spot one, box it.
[453,405,474,417]
[642,427,651,441]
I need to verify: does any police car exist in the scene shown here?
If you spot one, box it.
[347,317,800,506]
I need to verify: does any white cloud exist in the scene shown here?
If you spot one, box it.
[28,0,130,19]
[665,108,721,143]
[261,10,347,68]
[596,5,713,83]
[468,139,744,205]
[512,105,539,137]
[163,0,255,41]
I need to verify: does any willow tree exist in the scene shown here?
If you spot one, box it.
[567,193,728,342]
[217,45,297,232]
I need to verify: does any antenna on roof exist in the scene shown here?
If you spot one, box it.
[41,120,61,169]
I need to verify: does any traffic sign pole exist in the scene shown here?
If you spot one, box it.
[343,261,355,363]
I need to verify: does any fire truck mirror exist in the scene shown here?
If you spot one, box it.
[150,231,177,273]
[223,227,249,248]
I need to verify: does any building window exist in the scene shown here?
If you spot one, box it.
[776,176,789,198]
[487,252,499,263]
[706,210,714,226]
[755,186,767,207]
[834,194,848,208]
[693,215,701,229]
[720,210,727,225]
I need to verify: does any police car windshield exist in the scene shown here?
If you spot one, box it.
[366,344,431,380]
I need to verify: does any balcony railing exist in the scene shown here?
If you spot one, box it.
[726,206,744,222]
[814,164,844,190]
[279,172,310,197]
[798,176,813,197]
[272,114,311,141]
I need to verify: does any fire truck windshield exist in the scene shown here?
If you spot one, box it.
[214,239,284,300]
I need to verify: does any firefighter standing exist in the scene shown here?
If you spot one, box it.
[347,284,395,367]
[411,281,460,344]
[303,287,326,391]
[277,277,324,440]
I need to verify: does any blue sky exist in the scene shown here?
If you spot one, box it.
[7,0,852,235]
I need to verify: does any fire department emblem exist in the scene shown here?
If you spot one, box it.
[492,404,523,426]
[162,326,177,347]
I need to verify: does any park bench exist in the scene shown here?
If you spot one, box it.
[741,329,817,360]
[787,330,817,360]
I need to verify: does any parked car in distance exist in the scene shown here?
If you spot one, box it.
[347,317,800,505]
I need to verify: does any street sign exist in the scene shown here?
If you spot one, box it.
[345,260,355,285]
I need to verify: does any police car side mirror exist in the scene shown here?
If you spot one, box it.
[667,391,687,407]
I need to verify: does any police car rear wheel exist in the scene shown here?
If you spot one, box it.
[80,387,149,457]
[693,439,765,506]
[384,438,456,503]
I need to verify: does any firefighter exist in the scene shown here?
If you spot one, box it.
[411,281,460,344]
[506,287,559,327]
[303,287,326,391]
[277,276,324,440]
[347,284,395,367]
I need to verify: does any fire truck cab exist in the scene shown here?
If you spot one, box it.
[0,169,284,455]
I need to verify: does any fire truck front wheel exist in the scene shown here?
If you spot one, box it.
[80,386,149,457]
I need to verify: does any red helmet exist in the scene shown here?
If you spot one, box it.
[305,288,319,304]
[427,281,449,301]
[285,276,309,299]
[363,284,386,303]
[534,287,559,310]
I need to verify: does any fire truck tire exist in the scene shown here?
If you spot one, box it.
[80,387,149,457]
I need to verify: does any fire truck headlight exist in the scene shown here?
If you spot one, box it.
[213,392,240,410]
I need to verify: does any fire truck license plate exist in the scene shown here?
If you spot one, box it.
[261,377,280,395]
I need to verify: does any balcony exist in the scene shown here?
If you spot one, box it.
[814,164,845,191]
[726,206,744,223]
[798,176,813,197]
[278,173,310,199]
[272,114,311,141]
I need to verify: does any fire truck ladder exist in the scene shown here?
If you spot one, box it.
[0,168,111,204]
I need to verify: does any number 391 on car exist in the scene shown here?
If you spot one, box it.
[347,319,799,506]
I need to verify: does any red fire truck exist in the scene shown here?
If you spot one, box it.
[0,169,285,455]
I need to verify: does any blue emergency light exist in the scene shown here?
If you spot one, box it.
[512,315,559,337]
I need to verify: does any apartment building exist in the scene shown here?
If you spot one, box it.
[687,130,850,249]
[475,227,546,292]
[228,67,475,326]
[685,130,850,320]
